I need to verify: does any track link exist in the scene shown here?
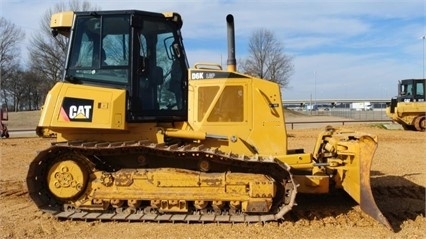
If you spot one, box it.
[26,140,297,223]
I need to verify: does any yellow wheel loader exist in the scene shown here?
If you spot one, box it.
[386,79,426,131]
[27,10,391,229]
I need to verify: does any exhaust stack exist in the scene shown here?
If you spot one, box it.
[226,14,236,72]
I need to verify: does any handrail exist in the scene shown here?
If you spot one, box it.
[8,120,393,133]
[285,119,392,130]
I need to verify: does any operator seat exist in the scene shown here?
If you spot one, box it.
[140,65,163,110]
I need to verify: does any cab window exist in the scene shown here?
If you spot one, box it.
[67,15,130,85]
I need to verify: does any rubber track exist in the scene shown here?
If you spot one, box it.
[26,140,298,223]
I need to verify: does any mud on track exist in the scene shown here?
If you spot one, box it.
[0,125,425,239]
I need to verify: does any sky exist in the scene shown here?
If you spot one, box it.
[1,0,425,100]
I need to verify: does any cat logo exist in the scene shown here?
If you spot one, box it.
[61,97,94,122]
[69,105,92,119]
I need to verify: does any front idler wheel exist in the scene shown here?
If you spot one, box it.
[47,154,90,200]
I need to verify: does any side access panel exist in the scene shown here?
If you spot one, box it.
[39,82,126,130]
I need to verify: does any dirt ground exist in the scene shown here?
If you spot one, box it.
[0,119,425,238]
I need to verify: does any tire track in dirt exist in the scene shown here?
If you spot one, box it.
[0,180,28,198]
[0,180,35,224]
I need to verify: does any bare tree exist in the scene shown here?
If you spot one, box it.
[241,28,293,88]
[4,69,28,111]
[28,0,99,105]
[0,17,24,109]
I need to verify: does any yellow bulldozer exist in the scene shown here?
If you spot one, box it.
[386,79,426,131]
[27,10,391,229]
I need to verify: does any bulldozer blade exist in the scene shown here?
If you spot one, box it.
[338,133,392,230]
[358,136,392,230]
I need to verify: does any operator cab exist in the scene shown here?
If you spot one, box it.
[398,79,425,102]
[64,10,188,122]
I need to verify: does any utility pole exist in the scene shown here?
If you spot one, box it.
[422,35,425,79]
